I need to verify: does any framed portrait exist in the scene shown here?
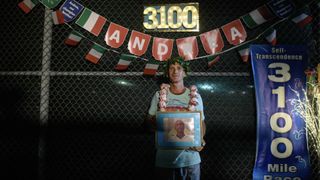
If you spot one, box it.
[156,111,203,149]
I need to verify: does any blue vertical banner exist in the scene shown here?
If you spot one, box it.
[251,45,311,180]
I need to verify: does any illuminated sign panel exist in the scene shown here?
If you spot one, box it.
[143,3,199,32]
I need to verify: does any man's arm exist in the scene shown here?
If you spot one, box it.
[144,114,157,133]
[201,120,206,146]
[144,92,158,133]
[202,120,206,138]
[198,93,206,144]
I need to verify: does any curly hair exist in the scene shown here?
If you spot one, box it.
[163,57,190,77]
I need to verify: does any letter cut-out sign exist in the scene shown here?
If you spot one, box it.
[105,22,129,48]
[128,30,151,56]
[152,37,174,61]
[176,36,199,61]
[200,29,224,55]
[221,19,247,46]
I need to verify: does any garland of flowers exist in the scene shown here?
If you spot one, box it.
[158,83,199,112]
[159,83,170,112]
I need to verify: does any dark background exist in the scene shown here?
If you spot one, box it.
[0,0,319,179]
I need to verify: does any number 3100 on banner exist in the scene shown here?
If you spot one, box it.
[143,3,199,32]
[268,62,293,159]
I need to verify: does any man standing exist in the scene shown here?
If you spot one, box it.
[146,57,206,180]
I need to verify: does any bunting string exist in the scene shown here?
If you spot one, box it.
[64,23,149,61]
[22,0,320,66]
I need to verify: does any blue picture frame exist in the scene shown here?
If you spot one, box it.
[156,111,203,149]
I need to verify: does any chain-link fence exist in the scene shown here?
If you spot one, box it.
[0,0,319,179]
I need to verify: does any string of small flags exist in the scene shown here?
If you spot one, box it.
[18,0,320,76]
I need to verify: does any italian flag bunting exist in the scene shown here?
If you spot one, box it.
[76,8,106,36]
[115,54,136,71]
[237,45,250,63]
[52,10,64,25]
[40,0,63,9]
[143,61,159,76]
[264,28,277,45]
[242,5,274,29]
[64,31,83,46]
[18,0,39,14]
[85,43,106,64]
[207,56,221,69]
[291,7,313,28]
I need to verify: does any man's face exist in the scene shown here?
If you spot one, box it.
[175,120,185,133]
[168,63,185,83]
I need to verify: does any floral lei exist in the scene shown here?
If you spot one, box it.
[158,83,199,112]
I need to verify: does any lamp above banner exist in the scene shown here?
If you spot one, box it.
[143,3,199,32]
